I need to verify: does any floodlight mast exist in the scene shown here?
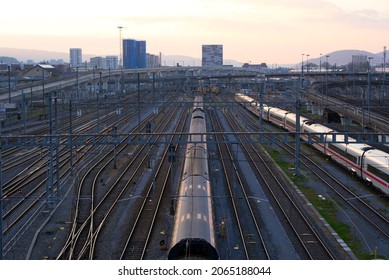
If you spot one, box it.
[118,26,126,68]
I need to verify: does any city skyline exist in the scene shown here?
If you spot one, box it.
[1,0,388,65]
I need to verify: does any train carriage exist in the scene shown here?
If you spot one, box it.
[267,107,289,128]
[300,122,334,153]
[362,149,389,194]
[283,112,310,132]
[325,135,372,174]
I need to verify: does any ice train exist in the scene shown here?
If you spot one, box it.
[236,93,389,196]
[168,96,219,260]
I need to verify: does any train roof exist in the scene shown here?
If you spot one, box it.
[326,134,357,143]
[303,122,334,133]
[284,112,310,123]
[364,149,389,165]
[268,107,289,115]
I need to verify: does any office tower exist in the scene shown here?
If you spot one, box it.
[123,39,146,69]
[70,48,82,67]
[202,45,223,66]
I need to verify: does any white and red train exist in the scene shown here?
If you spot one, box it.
[236,93,389,196]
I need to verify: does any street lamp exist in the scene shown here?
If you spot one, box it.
[7,65,11,103]
[326,55,330,96]
[382,46,386,104]
[368,57,373,125]
[117,26,126,68]
[301,53,305,75]
[301,53,305,88]
[306,54,310,73]
[319,53,322,73]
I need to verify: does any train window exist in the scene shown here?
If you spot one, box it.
[313,135,321,142]
[271,115,283,122]
[367,164,389,183]
[193,108,204,113]
[345,153,357,164]
[328,143,346,157]
[193,116,204,119]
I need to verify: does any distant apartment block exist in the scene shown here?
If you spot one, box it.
[49,59,64,65]
[123,39,146,69]
[90,56,118,70]
[90,57,105,69]
[106,56,118,69]
[70,48,82,67]
[202,45,223,66]
[146,53,160,68]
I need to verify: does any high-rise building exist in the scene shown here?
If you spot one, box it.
[123,39,146,69]
[202,45,223,66]
[70,48,82,67]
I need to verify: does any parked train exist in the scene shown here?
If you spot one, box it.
[235,93,389,196]
[168,96,219,260]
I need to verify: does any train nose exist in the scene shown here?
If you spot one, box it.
[168,238,219,260]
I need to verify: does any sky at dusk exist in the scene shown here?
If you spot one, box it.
[1,0,388,65]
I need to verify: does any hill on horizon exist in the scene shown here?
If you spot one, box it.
[0,47,94,63]
[0,47,385,67]
[301,49,384,68]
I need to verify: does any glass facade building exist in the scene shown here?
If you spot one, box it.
[123,39,146,69]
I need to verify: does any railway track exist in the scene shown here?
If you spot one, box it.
[209,108,271,260]
[223,101,336,259]
[55,99,187,259]
[234,96,389,258]
[119,106,188,260]
[282,143,389,239]
[237,100,389,239]
[1,95,156,258]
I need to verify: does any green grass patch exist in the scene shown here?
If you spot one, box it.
[261,144,385,259]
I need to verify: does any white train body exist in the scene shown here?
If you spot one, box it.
[362,149,389,194]
[235,93,389,195]
[300,122,334,153]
